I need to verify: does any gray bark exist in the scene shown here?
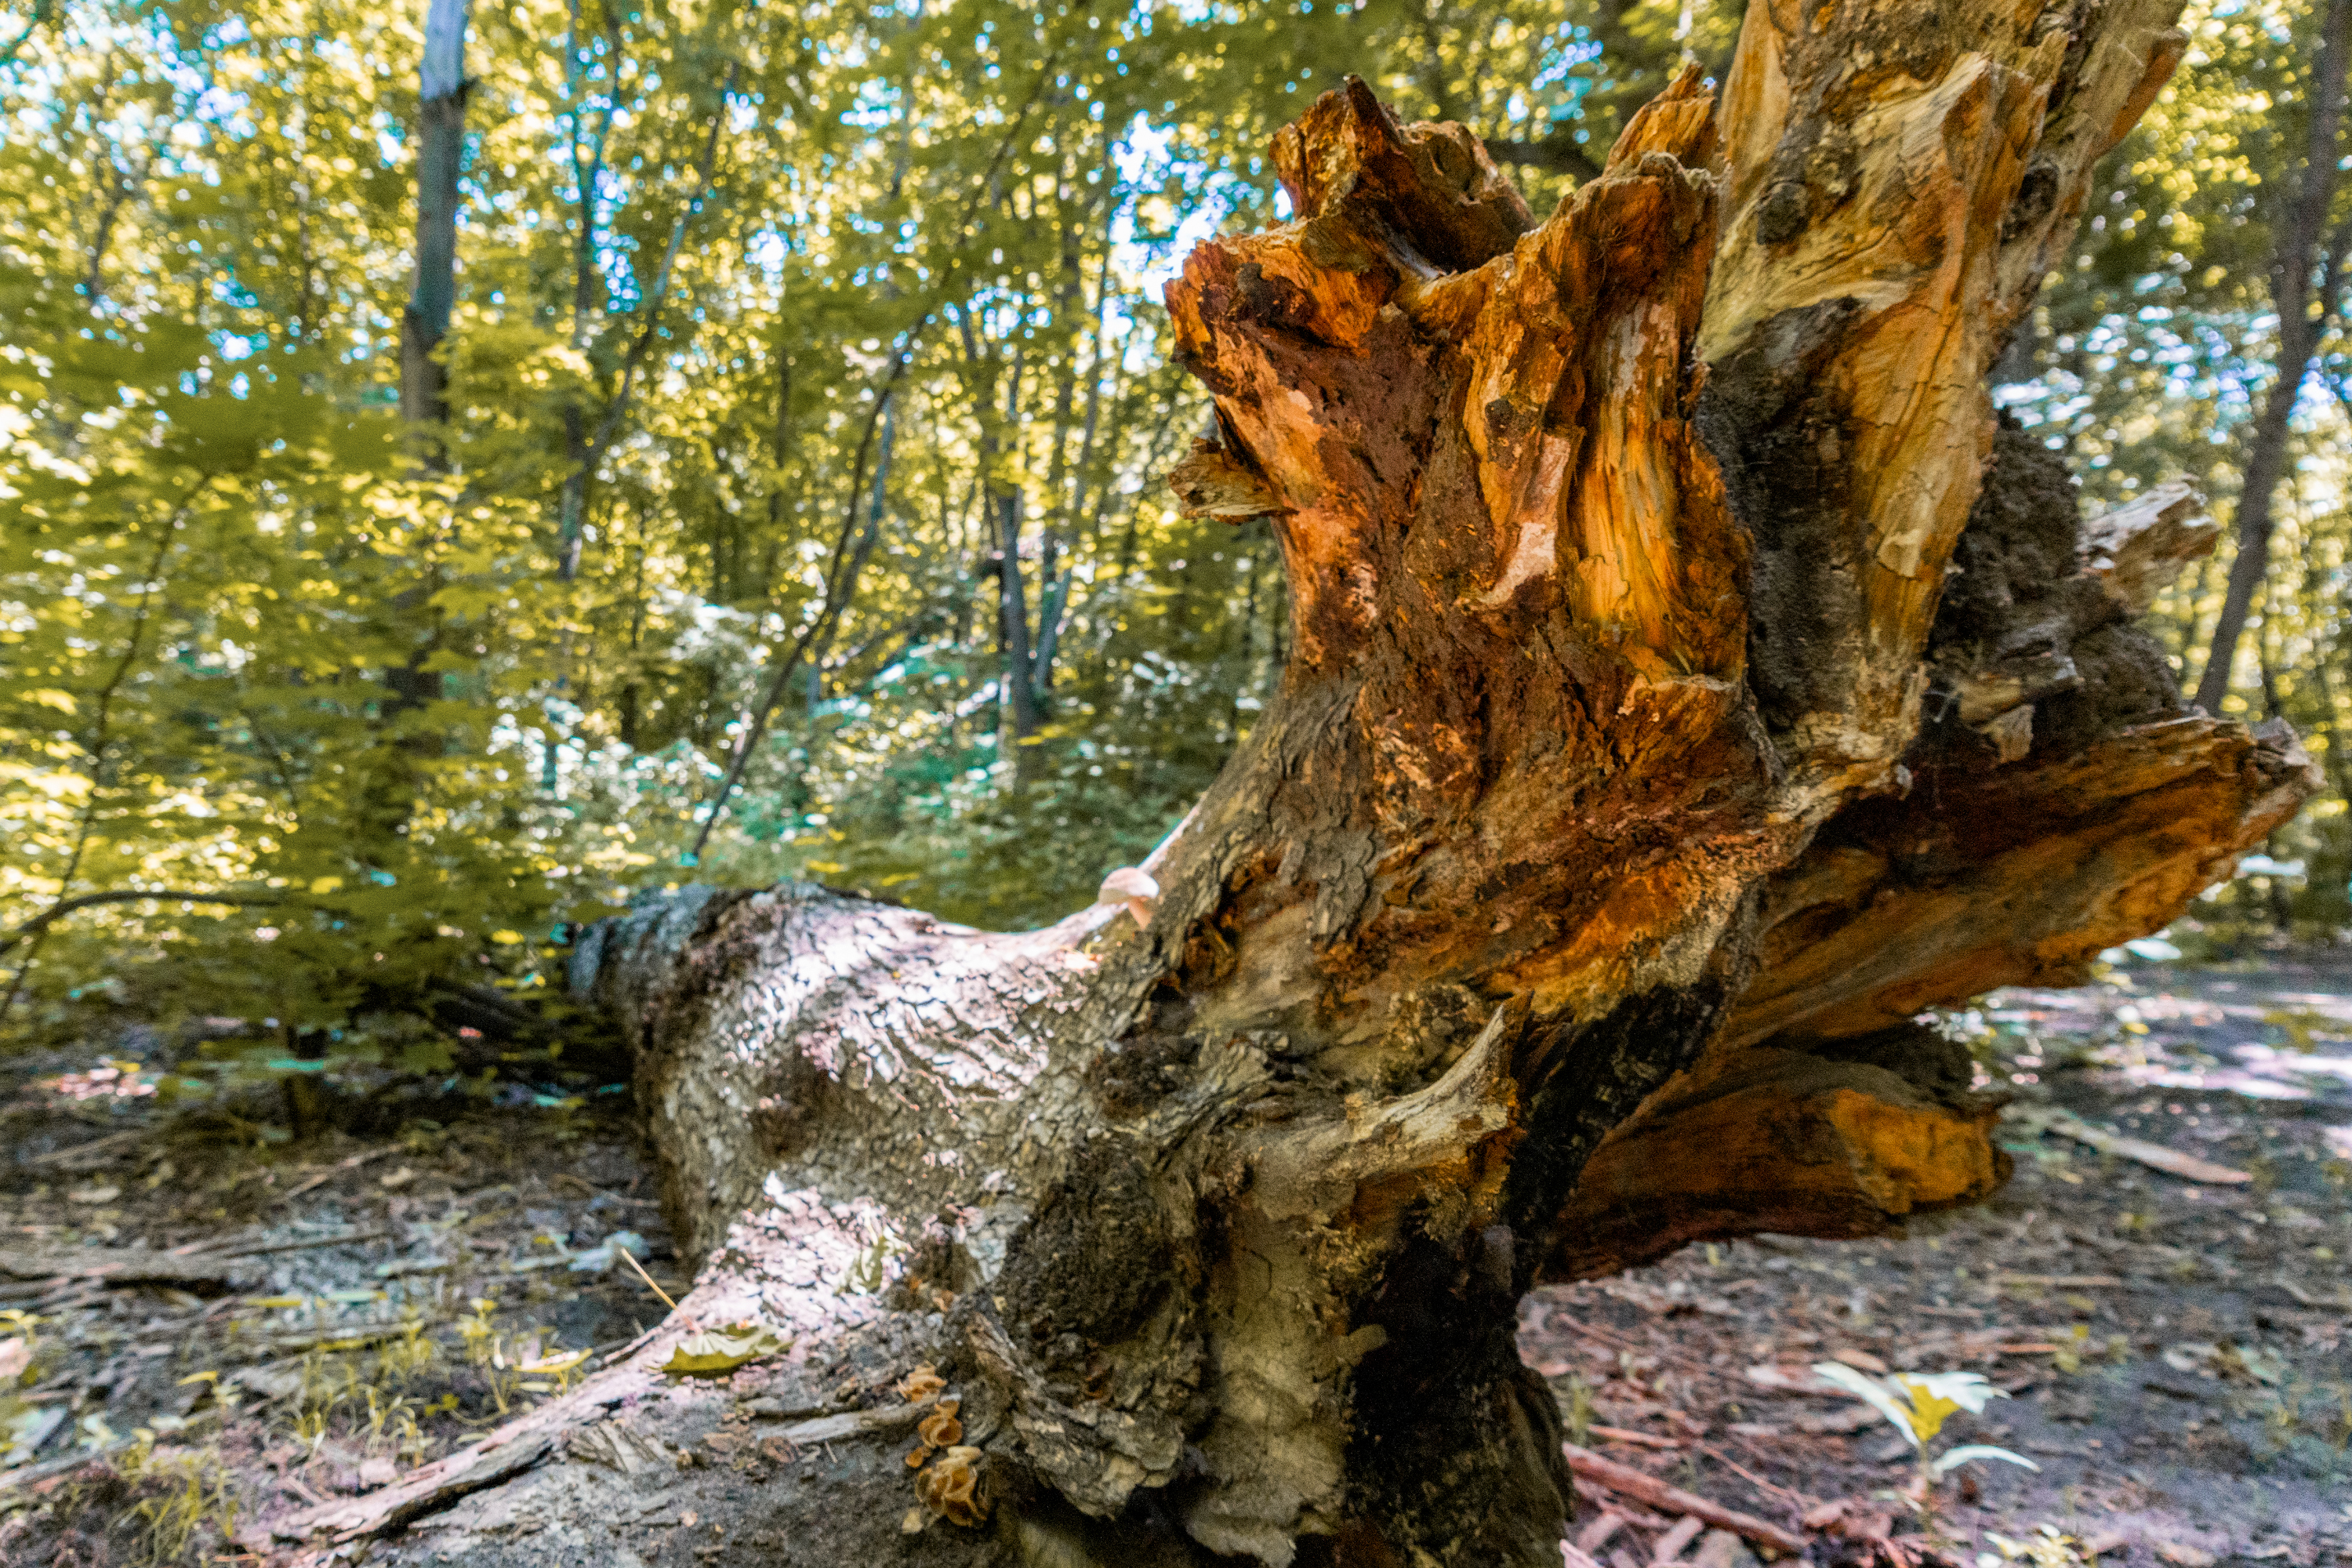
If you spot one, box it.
[398,0,467,431]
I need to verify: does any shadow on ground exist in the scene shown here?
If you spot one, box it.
[0,950,2346,1565]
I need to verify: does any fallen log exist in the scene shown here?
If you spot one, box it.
[270,2,2322,1560]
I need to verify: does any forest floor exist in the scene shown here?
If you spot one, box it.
[1522,945,2352,1568]
[0,949,2346,1566]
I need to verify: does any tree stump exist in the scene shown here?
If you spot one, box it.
[280,2,2314,1562]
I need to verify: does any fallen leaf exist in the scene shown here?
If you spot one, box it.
[2161,1342,2220,1377]
[66,1183,121,1205]
[659,1323,793,1377]
[378,1167,416,1189]
[2156,1544,2216,1568]
[0,1338,28,1380]
[1828,1348,1888,1374]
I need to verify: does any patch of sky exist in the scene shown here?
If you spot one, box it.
[1113,113,1236,295]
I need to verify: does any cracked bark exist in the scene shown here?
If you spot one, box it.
[281,3,2317,1564]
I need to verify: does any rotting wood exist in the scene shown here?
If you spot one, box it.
[272,2,2325,1562]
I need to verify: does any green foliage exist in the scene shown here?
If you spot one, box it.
[1,0,2346,1068]
[0,0,1717,1047]
[2005,0,2352,935]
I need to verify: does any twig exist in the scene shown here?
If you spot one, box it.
[0,1397,252,1496]
[1591,1424,1684,1450]
[201,1228,394,1259]
[619,1246,676,1310]
[2273,1277,2352,1309]
[1556,1315,1718,1377]
[2,479,212,1021]
[16,1128,149,1169]
[1563,1444,1807,1557]
[1698,1442,1820,1512]
[2044,1114,2250,1185]
[270,1147,401,1206]
[597,1322,665,1367]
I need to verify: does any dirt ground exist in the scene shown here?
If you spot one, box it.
[0,949,2347,1566]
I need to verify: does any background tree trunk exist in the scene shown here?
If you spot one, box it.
[375,0,466,738]
[281,2,2318,1563]
[2191,0,2352,715]
[398,0,466,435]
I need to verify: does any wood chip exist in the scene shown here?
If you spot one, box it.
[1577,1512,1632,1553]
[1591,1424,1685,1450]
[1655,1515,1705,1564]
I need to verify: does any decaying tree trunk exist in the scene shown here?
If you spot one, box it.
[279,2,2316,1563]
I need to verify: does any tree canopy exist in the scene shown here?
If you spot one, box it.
[2,0,2346,1078]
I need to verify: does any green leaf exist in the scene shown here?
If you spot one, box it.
[659,1323,793,1377]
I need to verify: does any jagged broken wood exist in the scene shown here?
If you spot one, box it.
[281,2,2315,1563]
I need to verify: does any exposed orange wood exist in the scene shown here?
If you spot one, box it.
[1731,717,2318,1047]
[1548,1044,2007,1280]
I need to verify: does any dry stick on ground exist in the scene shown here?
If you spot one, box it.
[271,1147,402,1206]
[13,1128,151,1169]
[1696,1443,1820,1514]
[280,4,2321,1562]
[1564,1446,1807,1556]
[2045,1115,2253,1184]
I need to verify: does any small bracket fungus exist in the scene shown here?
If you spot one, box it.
[1094,866,1160,929]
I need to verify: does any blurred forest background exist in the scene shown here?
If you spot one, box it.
[2,0,2348,1087]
